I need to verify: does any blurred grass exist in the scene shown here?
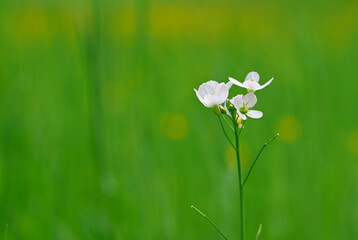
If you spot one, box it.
[0,0,358,239]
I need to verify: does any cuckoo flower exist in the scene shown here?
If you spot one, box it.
[231,92,263,120]
[229,71,273,92]
[194,80,229,109]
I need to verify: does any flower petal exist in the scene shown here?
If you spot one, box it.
[229,77,246,88]
[231,94,244,109]
[245,71,260,82]
[243,81,261,91]
[215,83,229,103]
[243,92,257,108]
[207,80,219,89]
[247,110,263,119]
[203,95,219,107]
[238,111,247,120]
[257,77,273,90]
[194,88,210,107]
[226,81,233,90]
[198,81,217,96]
[223,102,232,117]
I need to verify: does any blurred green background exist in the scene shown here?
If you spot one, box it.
[0,0,358,239]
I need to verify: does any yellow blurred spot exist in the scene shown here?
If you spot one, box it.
[348,130,358,156]
[159,113,188,140]
[108,2,281,44]
[276,115,302,142]
[101,81,127,115]
[225,141,251,171]
[12,7,49,43]
[236,3,279,41]
[110,6,136,40]
[149,3,230,44]
[225,145,236,170]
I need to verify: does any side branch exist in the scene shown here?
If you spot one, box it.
[191,205,229,240]
[243,133,279,185]
[256,224,262,240]
[222,114,235,132]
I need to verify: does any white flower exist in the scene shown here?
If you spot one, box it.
[194,80,229,108]
[228,71,273,92]
[231,93,263,120]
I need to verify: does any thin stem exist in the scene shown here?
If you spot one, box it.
[191,205,229,240]
[255,224,262,240]
[243,133,279,185]
[218,116,236,150]
[233,117,245,240]
[222,114,235,132]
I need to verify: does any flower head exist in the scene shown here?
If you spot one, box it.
[194,80,229,108]
[229,71,273,92]
[231,92,263,120]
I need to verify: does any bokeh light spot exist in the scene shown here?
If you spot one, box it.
[110,6,136,40]
[159,113,188,140]
[12,7,49,43]
[348,130,358,156]
[276,115,302,142]
[225,145,236,170]
[225,141,251,171]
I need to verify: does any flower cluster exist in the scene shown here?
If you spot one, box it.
[192,71,278,240]
[194,71,273,121]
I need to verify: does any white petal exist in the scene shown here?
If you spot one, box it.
[243,92,257,108]
[245,71,260,82]
[215,83,229,103]
[229,77,246,88]
[204,95,220,107]
[231,94,244,109]
[194,88,210,107]
[257,77,273,90]
[243,81,261,91]
[226,81,233,90]
[238,111,247,120]
[198,81,216,96]
[197,84,211,97]
[207,80,219,89]
[247,110,263,119]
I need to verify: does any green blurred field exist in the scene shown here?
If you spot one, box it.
[0,0,358,239]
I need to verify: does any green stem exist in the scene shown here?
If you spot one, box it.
[218,116,236,150]
[223,114,235,132]
[233,117,245,240]
[191,205,229,240]
[243,133,279,186]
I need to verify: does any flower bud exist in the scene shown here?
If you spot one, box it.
[219,105,227,114]
[212,105,221,115]
[226,101,236,115]
[237,116,243,128]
